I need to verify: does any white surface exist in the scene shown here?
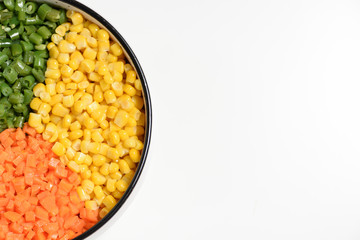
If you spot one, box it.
[80,0,360,239]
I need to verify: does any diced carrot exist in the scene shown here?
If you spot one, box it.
[43,222,59,234]
[39,195,59,216]
[34,206,48,221]
[24,211,35,222]
[9,222,23,234]
[4,212,21,223]
[15,128,25,141]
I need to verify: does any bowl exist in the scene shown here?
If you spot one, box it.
[29,0,152,238]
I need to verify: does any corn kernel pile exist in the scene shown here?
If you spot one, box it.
[28,10,145,219]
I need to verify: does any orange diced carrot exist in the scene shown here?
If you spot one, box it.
[4,211,21,223]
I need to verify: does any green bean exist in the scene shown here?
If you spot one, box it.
[20,40,33,51]
[6,117,14,128]
[24,25,36,34]
[31,68,44,82]
[59,9,66,24]
[28,32,42,45]
[0,38,11,48]
[15,0,25,11]
[0,82,13,96]
[3,66,18,84]
[25,15,42,25]
[4,0,15,11]
[10,43,22,56]
[9,91,24,104]
[0,52,9,65]
[13,59,31,76]
[21,75,35,88]
[0,105,5,118]
[37,3,52,20]
[24,2,37,14]
[33,56,44,69]
[9,15,19,27]
[0,11,13,22]
[37,26,51,39]
[8,28,20,40]
[23,89,32,105]
[23,50,34,64]
[0,97,11,110]
[17,8,25,21]
[13,115,24,127]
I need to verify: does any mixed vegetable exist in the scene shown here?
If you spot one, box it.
[0,1,145,239]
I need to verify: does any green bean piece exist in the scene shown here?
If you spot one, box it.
[9,16,19,28]
[11,43,22,56]
[24,2,37,14]
[24,25,36,35]
[25,15,42,25]
[13,59,31,76]
[4,0,15,11]
[37,3,52,20]
[23,50,34,64]
[21,32,29,42]
[0,82,13,96]
[0,52,9,65]
[1,60,11,69]
[34,50,48,58]
[9,92,24,104]
[31,68,44,82]
[0,97,11,110]
[0,38,11,48]
[6,117,14,128]
[0,105,5,118]
[8,29,20,40]
[15,0,25,11]
[46,9,60,22]
[0,3,5,11]
[21,75,35,88]
[3,66,18,84]
[37,26,52,39]
[17,8,25,21]
[13,115,24,128]
[20,40,33,51]
[23,89,32,105]
[34,44,46,50]
[34,56,44,69]
[43,21,56,30]
[12,80,21,91]
[28,32,43,45]
[59,9,66,24]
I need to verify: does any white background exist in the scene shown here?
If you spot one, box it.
[79,0,360,239]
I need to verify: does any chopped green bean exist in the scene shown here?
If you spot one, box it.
[28,32,42,45]
[24,2,37,14]
[3,66,17,84]
[4,0,15,11]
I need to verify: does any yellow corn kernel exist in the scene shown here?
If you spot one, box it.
[134,79,142,91]
[103,195,116,210]
[33,83,46,97]
[97,144,108,156]
[99,163,110,175]
[66,147,76,160]
[126,70,136,83]
[94,186,105,199]
[77,186,89,201]
[123,137,136,149]
[83,47,97,60]
[129,108,141,121]
[81,93,93,106]
[80,28,91,37]
[61,115,72,129]
[68,130,83,140]
[30,98,42,111]
[81,169,92,179]
[86,83,95,94]
[39,92,51,103]
[28,113,42,128]
[90,165,99,172]
[71,50,84,62]
[74,34,87,50]
[123,84,136,97]
[38,103,51,116]
[60,138,71,148]
[47,42,56,50]
[93,154,106,167]
[129,149,141,163]
[118,130,129,142]
[65,31,77,43]
[58,40,76,53]
[84,155,92,166]
[91,172,106,185]
[83,117,95,129]
[83,129,91,141]
[89,142,100,154]
[80,140,89,153]
[86,37,97,49]
[79,164,88,173]
[103,72,114,84]
[63,89,76,96]
[126,118,137,128]
[70,71,84,83]
[88,23,99,37]
[113,61,124,73]
[115,179,129,192]
[107,53,118,63]
[100,120,109,130]
[106,179,116,192]
[42,114,50,124]
[79,59,95,73]
[112,190,123,199]
[60,64,74,77]
[42,123,57,142]
[114,110,129,128]
[109,162,119,174]
[124,63,133,73]
[86,101,100,114]
[88,72,101,82]
[132,96,144,110]
[52,142,66,156]
[55,25,67,37]
[103,90,115,104]
[51,33,63,45]
[73,101,85,114]
[93,90,103,103]
[124,157,136,169]
[69,59,79,70]
[98,40,110,52]
[47,58,59,69]
[34,124,44,133]
[70,23,83,33]
[57,53,70,64]
[66,10,75,17]
[55,82,65,94]
[72,139,82,151]
[106,106,117,119]
[118,160,131,174]
[57,131,69,140]
[99,208,109,219]
[63,95,74,108]
[110,171,122,180]
[106,148,119,161]
[73,91,84,102]
[71,12,83,25]
[82,179,94,194]
[70,121,81,131]
[49,46,60,58]
[85,200,98,210]
[45,78,56,85]
[110,43,122,56]
[111,82,122,97]
[49,94,63,107]
[109,131,120,145]
[91,109,106,123]
[73,152,86,164]
[97,29,109,40]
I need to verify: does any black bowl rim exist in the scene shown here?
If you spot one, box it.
[48,0,153,239]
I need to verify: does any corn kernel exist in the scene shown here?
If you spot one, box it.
[129,149,141,163]
[70,71,84,83]
[70,23,83,33]
[66,147,76,160]
[94,186,105,199]
[115,179,129,192]
[52,142,66,156]
[91,172,106,185]
[93,154,106,167]
[80,59,95,73]
[89,142,100,154]
[84,155,92,166]
[58,40,76,53]
[71,12,83,25]
[99,163,110,175]
[49,46,60,58]
[126,70,136,83]
[69,130,83,140]
[60,64,74,77]
[106,179,116,192]
[110,171,122,180]
[81,169,92,179]
[107,148,120,161]
[103,195,116,210]
[112,190,123,199]
[72,139,81,151]
[85,200,98,210]
[110,43,122,56]
[83,47,97,60]
[55,25,67,36]
[99,208,109,218]
[82,179,94,194]
[109,162,119,174]
[100,120,109,130]
[77,186,89,201]
[104,90,116,104]
[114,110,129,128]
[118,160,131,174]
[63,95,74,108]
